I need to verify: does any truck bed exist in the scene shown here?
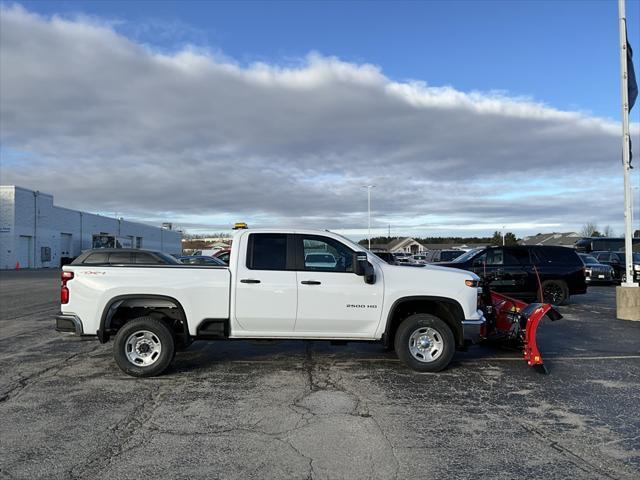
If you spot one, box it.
[61,265,231,336]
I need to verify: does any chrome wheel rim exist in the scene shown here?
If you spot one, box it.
[408,327,444,363]
[125,330,162,367]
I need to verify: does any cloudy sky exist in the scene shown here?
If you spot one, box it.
[1,1,639,239]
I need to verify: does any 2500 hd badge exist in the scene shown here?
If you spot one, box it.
[346,304,378,309]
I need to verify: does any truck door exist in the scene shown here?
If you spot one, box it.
[294,234,384,337]
[234,233,297,334]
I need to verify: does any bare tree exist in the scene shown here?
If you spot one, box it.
[602,225,614,237]
[581,222,599,237]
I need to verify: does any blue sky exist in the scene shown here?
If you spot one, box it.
[19,0,640,121]
[1,1,639,238]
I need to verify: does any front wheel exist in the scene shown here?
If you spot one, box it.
[394,314,455,372]
[541,280,568,305]
[113,316,175,377]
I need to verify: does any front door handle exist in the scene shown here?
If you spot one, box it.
[240,279,261,284]
[301,280,321,285]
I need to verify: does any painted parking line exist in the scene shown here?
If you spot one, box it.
[225,355,640,364]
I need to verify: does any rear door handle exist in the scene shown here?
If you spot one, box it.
[240,279,261,284]
[301,280,321,285]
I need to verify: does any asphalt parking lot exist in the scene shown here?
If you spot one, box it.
[1,269,639,480]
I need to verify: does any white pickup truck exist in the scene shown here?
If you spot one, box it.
[56,229,486,377]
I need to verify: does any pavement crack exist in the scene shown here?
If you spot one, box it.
[0,350,87,403]
[67,385,167,479]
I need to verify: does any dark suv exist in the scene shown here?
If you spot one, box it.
[437,245,586,305]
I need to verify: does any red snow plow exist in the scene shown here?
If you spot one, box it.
[480,290,563,374]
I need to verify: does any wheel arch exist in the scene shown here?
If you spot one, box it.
[383,296,465,348]
[98,294,189,343]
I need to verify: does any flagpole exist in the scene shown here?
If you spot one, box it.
[618,0,636,287]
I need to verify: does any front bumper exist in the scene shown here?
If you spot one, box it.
[461,314,486,344]
[55,314,84,335]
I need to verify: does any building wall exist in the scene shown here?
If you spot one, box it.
[0,186,182,269]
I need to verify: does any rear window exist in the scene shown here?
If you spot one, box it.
[248,234,287,270]
[533,247,581,266]
[108,252,132,264]
[82,252,108,264]
[135,253,164,264]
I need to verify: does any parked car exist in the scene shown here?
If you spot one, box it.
[71,248,180,266]
[213,248,232,264]
[178,255,227,266]
[412,254,428,265]
[578,253,615,285]
[437,245,587,305]
[429,249,465,263]
[591,251,640,283]
[305,252,337,269]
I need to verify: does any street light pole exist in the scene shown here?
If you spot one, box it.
[363,185,375,249]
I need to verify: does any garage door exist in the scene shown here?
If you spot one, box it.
[60,233,72,257]
[18,235,32,268]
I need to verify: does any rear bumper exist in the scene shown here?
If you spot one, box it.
[55,314,84,335]
[461,315,486,344]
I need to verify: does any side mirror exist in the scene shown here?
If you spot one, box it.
[354,253,376,284]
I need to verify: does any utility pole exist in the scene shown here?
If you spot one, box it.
[502,226,506,246]
[618,0,637,287]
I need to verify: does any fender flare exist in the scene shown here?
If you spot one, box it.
[98,294,189,343]
[383,295,465,347]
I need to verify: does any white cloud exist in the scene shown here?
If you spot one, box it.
[1,4,638,237]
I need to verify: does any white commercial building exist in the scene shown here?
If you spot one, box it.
[0,186,182,269]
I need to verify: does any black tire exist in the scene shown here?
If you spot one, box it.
[113,316,175,377]
[541,280,568,305]
[394,314,455,372]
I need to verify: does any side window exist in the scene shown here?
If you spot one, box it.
[218,251,230,264]
[83,252,108,264]
[301,236,354,273]
[108,252,132,264]
[504,248,530,265]
[485,249,504,265]
[247,234,287,270]
[537,247,581,265]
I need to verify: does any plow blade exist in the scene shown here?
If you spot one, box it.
[488,292,562,373]
[518,303,562,373]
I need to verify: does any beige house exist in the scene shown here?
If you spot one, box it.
[385,237,426,254]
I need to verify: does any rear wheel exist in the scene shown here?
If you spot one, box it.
[394,314,455,372]
[113,316,175,377]
[541,280,568,305]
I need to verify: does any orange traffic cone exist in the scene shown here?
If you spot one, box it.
[15,261,20,270]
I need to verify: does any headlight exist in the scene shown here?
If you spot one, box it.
[634,265,640,272]
[465,279,479,287]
